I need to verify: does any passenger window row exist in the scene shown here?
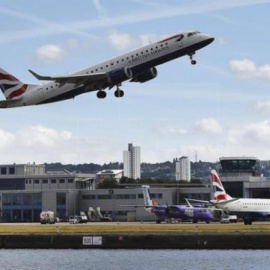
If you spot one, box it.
[86,42,169,74]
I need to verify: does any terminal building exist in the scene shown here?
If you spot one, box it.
[0,163,95,222]
[3,157,270,223]
[0,163,211,222]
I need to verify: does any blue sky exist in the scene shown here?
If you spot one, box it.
[1,0,270,164]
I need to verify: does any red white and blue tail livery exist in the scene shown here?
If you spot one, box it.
[0,68,38,107]
[211,170,232,201]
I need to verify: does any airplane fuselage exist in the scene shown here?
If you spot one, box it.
[147,204,213,222]
[0,31,214,108]
[215,198,270,219]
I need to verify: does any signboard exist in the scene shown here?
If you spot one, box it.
[83,236,102,246]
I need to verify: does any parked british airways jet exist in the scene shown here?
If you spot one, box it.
[210,170,270,225]
[0,31,214,108]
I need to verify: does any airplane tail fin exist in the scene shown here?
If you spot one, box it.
[211,170,232,201]
[142,185,157,207]
[0,67,38,100]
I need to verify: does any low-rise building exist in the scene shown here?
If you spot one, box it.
[96,170,123,183]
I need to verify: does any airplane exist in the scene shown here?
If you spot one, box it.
[208,170,270,225]
[0,31,214,108]
[141,185,216,224]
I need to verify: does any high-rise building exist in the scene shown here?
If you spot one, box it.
[123,143,141,179]
[175,156,191,182]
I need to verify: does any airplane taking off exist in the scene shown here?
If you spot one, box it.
[0,31,214,108]
[210,170,270,225]
[141,185,214,223]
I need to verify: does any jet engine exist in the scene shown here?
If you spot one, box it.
[131,67,158,83]
[108,67,133,85]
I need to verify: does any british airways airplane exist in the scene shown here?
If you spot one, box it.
[210,170,270,225]
[0,31,214,108]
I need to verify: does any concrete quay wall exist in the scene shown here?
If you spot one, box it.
[0,234,270,249]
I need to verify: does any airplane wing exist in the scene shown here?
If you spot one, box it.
[119,205,147,208]
[214,198,240,205]
[28,69,108,84]
[185,198,210,204]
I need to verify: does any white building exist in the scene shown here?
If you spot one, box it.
[96,170,123,183]
[123,143,141,179]
[176,156,191,182]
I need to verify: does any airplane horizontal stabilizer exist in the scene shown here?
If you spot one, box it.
[28,69,107,84]
[0,98,21,108]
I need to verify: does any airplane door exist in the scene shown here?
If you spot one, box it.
[176,34,184,48]
[38,88,45,99]
[237,201,242,210]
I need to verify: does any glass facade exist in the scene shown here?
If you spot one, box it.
[56,193,66,220]
[138,193,162,199]
[1,168,7,175]
[0,179,25,190]
[2,193,42,222]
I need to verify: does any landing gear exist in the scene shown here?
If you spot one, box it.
[114,85,124,98]
[189,52,197,65]
[243,217,252,225]
[97,90,107,99]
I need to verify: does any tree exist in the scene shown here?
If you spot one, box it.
[97,179,118,189]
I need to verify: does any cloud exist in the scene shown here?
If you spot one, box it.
[1,0,270,43]
[0,129,15,148]
[0,125,122,164]
[192,118,223,135]
[107,31,161,50]
[229,59,270,80]
[158,127,188,136]
[139,34,160,46]
[253,101,270,114]
[155,118,270,162]
[227,120,270,145]
[107,31,133,50]
[216,36,228,45]
[36,44,66,63]
[93,0,107,18]
[35,39,86,63]
[159,118,223,137]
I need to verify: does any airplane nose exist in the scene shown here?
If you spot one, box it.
[208,37,215,44]
[204,36,214,46]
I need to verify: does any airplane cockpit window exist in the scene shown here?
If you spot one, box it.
[176,34,184,42]
[188,31,201,37]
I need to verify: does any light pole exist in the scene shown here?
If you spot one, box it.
[177,180,179,205]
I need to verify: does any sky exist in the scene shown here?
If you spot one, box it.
[1,0,270,164]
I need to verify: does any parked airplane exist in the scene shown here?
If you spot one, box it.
[209,170,270,225]
[141,185,215,224]
[0,31,214,108]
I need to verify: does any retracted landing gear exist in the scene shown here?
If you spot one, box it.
[97,90,107,99]
[188,52,197,65]
[114,85,124,98]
